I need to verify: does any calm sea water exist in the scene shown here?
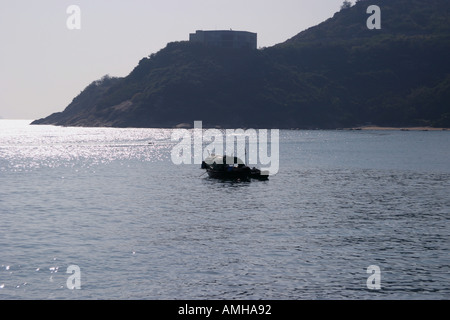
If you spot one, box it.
[0,120,449,300]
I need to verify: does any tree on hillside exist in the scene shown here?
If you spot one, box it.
[341,1,352,10]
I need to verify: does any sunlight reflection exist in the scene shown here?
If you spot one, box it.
[0,120,174,170]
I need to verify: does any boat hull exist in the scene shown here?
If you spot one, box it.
[206,169,251,181]
[205,168,268,181]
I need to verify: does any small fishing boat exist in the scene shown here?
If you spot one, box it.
[201,155,269,181]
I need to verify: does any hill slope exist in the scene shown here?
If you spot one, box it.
[32,0,450,128]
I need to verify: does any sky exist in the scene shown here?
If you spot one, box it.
[0,0,351,120]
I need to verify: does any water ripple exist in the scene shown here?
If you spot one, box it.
[0,120,449,299]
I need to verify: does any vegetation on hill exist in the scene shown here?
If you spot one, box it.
[32,0,450,128]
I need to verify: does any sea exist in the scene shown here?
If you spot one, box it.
[0,119,448,300]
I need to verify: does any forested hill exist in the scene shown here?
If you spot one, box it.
[32,0,450,128]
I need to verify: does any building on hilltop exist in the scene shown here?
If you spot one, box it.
[189,30,257,49]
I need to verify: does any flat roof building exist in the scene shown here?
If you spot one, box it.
[189,30,257,49]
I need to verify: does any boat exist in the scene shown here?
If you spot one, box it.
[201,154,269,181]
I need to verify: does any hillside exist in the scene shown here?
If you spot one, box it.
[32,0,450,128]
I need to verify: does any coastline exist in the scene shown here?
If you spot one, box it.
[347,126,448,131]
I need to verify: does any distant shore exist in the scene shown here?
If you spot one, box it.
[346,126,448,131]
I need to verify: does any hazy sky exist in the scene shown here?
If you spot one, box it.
[0,0,351,119]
